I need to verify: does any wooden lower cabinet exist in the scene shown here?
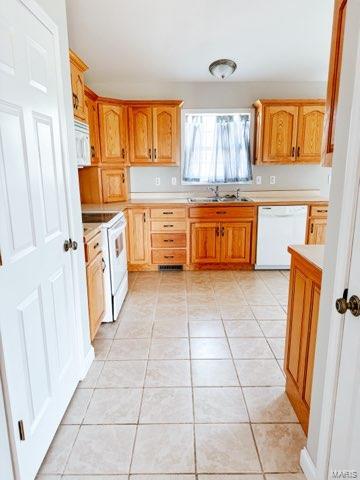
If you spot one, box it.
[306,204,328,245]
[127,208,150,265]
[191,221,253,265]
[285,247,322,434]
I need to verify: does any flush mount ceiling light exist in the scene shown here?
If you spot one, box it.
[209,59,237,79]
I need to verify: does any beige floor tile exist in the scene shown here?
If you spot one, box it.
[155,304,187,322]
[157,294,187,306]
[84,388,142,424]
[243,387,298,422]
[36,475,62,480]
[224,320,263,337]
[192,360,239,387]
[219,305,254,320]
[186,284,214,295]
[123,303,156,317]
[195,424,261,473]
[259,320,286,337]
[190,338,231,359]
[253,424,305,472]
[199,476,263,480]
[188,304,221,321]
[132,476,195,480]
[152,321,188,338]
[131,424,195,473]
[245,293,279,306]
[235,359,285,387]
[229,338,274,359]
[108,339,151,360]
[145,360,191,387]
[116,320,154,339]
[150,338,190,359]
[97,361,147,388]
[194,387,249,423]
[251,306,287,320]
[189,321,225,337]
[78,361,104,389]
[140,387,193,423]
[65,425,136,474]
[267,337,286,359]
[93,338,112,360]
[159,284,187,294]
[126,294,157,308]
[63,476,128,480]
[275,293,290,305]
[61,388,93,425]
[213,283,244,295]
[186,294,216,306]
[265,474,306,480]
[95,321,119,339]
[39,425,79,474]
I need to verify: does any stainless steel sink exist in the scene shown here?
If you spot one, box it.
[188,196,253,203]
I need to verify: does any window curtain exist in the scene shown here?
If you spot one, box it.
[183,113,252,184]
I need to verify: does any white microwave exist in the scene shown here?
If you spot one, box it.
[75,119,91,168]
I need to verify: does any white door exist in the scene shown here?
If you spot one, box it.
[0,1,79,479]
[328,190,360,475]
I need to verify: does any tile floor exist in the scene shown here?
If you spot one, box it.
[38,269,306,480]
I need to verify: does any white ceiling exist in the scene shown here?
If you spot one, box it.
[66,0,333,84]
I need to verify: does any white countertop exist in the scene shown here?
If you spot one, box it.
[288,244,325,271]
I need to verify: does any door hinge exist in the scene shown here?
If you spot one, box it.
[18,420,25,441]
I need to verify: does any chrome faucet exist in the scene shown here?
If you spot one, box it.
[235,188,241,199]
[208,185,220,199]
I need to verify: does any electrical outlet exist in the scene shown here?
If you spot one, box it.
[155,177,161,186]
[171,177,177,186]
[256,176,262,185]
[270,175,276,185]
[328,172,332,185]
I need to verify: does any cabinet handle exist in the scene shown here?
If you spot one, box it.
[164,255,174,259]
[93,242,99,249]
[121,172,125,183]
[121,148,126,159]
[215,226,220,236]
[317,209,328,213]
[154,148,157,159]
[291,146,295,157]
[143,212,146,223]
[148,148,152,159]
[310,223,314,234]
[297,146,300,157]
[163,224,174,227]
[91,145,95,157]
[164,239,174,242]
[221,226,225,236]
[102,258,106,272]
[162,212,174,215]
[216,211,226,215]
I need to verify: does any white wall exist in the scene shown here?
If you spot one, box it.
[88,80,331,195]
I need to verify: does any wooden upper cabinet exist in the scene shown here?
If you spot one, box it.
[322,0,347,167]
[152,106,179,164]
[101,168,128,203]
[127,208,150,264]
[98,103,128,165]
[84,87,101,164]
[191,223,220,264]
[297,105,325,163]
[220,222,252,263]
[254,100,325,165]
[69,50,88,121]
[128,106,153,164]
[262,105,298,163]
[128,102,182,165]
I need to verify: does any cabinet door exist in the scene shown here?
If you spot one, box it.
[220,222,252,263]
[191,223,220,264]
[322,0,347,166]
[297,105,325,163]
[128,106,153,164]
[304,283,321,407]
[85,94,101,164]
[152,106,179,164]
[101,168,127,203]
[127,209,150,264]
[307,218,327,244]
[99,104,128,164]
[87,253,105,340]
[262,105,298,163]
[70,62,86,120]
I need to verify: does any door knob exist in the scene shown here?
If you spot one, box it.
[64,239,71,252]
[71,240,78,251]
[335,295,360,316]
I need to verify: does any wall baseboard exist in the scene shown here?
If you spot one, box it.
[300,447,317,480]
[80,346,95,380]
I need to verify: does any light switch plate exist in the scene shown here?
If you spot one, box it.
[270,175,276,185]
[155,177,161,186]
[256,176,262,185]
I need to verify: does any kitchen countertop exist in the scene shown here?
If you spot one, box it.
[288,244,325,271]
[83,222,101,243]
[81,190,329,213]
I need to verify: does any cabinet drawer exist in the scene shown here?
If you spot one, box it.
[310,205,328,217]
[85,232,102,263]
[151,221,186,232]
[150,208,186,219]
[151,233,186,248]
[189,206,256,219]
[152,248,186,264]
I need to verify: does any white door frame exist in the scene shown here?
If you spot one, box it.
[0,0,93,477]
[301,1,360,477]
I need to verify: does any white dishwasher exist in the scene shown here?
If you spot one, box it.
[256,205,307,269]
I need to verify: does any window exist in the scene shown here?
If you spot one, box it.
[182,110,253,185]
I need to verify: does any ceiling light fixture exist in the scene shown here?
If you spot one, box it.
[209,59,237,79]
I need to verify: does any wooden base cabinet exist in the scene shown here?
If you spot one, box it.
[285,248,322,434]
[306,204,328,245]
[127,208,151,266]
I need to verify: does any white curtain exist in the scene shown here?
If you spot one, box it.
[183,113,252,184]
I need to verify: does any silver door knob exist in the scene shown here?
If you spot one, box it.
[71,240,78,251]
[335,295,360,316]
